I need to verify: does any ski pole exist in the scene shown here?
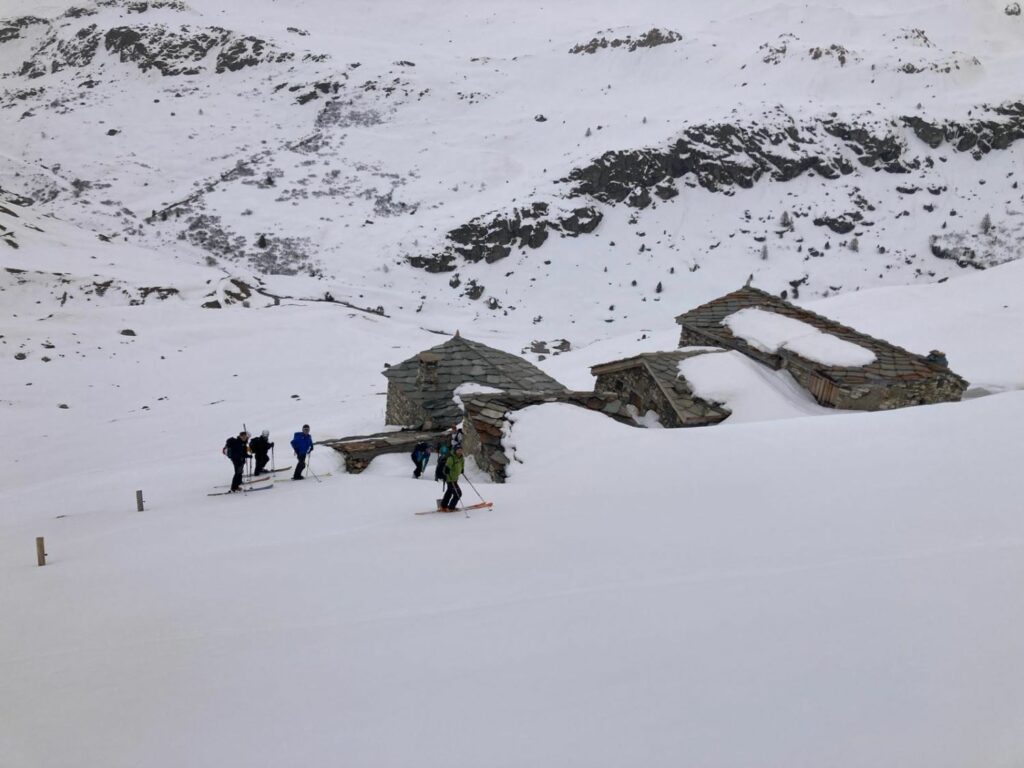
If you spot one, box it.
[243,422,251,479]
[271,444,275,473]
[462,473,486,503]
[306,452,321,483]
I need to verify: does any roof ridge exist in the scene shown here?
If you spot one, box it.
[446,334,508,369]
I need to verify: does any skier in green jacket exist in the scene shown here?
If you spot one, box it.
[440,446,465,511]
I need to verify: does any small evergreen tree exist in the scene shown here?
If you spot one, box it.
[981,213,992,234]
[760,244,768,260]
[849,237,859,252]
[257,234,268,248]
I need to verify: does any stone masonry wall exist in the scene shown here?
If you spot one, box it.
[384,381,424,427]
[786,366,967,410]
[677,327,710,348]
[595,369,683,427]
[594,368,728,427]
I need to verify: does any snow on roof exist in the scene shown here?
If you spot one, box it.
[675,286,966,389]
[453,382,506,412]
[724,307,876,367]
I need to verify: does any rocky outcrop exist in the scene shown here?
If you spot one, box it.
[409,203,601,273]
[104,25,291,76]
[902,104,1024,159]
[11,18,292,78]
[564,121,853,204]
[407,102,1024,278]
[0,15,47,44]
[813,212,862,234]
[569,28,682,55]
[564,103,1024,209]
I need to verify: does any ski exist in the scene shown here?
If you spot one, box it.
[213,476,274,490]
[416,502,493,515]
[287,472,332,481]
[207,484,274,497]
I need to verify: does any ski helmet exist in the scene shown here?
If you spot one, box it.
[261,429,270,438]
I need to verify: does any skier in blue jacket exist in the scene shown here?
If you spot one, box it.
[290,424,313,480]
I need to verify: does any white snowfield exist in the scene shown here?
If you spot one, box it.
[2,0,1024,765]
[724,307,878,366]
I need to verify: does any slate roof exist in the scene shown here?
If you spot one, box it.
[591,350,730,422]
[674,286,966,390]
[384,334,566,426]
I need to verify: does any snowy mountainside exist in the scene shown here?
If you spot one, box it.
[2,0,1024,332]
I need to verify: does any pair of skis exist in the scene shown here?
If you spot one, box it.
[207,484,273,497]
[208,466,291,496]
[208,467,335,496]
[415,501,494,516]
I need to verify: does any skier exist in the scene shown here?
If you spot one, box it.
[440,445,465,511]
[434,439,450,482]
[448,422,464,451]
[290,424,313,480]
[222,430,250,492]
[249,430,274,475]
[411,441,430,479]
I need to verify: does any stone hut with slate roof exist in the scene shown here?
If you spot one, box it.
[383,332,567,429]
[674,286,967,410]
[590,351,731,427]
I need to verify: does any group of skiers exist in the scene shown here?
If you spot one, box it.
[222,422,468,509]
[221,424,315,492]
[411,423,465,512]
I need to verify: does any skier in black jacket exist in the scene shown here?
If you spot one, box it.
[249,430,274,475]
[222,431,250,492]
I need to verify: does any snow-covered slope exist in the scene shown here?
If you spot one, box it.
[3,0,1024,766]
[3,0,1024,330]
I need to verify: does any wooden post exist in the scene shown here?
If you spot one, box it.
[36,537,46,567]
[136,490,144,512]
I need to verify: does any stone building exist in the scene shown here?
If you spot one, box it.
[383,332,567,429]
[590,351,731,427]
[675,286,967,410]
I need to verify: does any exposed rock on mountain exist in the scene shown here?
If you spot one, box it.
[0,16,48,44]
[569,28,681,55]
[408,203,601,273]
[4,9,294,79]
[564,103,1024,208]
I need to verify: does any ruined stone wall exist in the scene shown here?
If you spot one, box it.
[677,327,711,348]
[786,366,967,410]
[594,368,729,427]
[594,369,686,428]
[463,391,633,482]
[384,382,425,427]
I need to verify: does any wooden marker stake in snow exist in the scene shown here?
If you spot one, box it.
[136,490,144,512]
[36,537,46,567]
